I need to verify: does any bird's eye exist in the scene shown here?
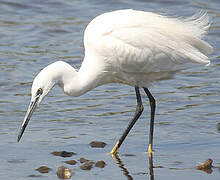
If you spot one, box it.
[36,88,43,96]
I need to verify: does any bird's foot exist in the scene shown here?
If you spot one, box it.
[148,144,153,157]
[110,141,119,155]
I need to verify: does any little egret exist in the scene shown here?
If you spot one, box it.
[17,9,213,155]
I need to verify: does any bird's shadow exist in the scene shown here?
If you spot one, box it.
[111,153,154,180]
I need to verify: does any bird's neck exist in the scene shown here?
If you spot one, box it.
[56,59,104,97]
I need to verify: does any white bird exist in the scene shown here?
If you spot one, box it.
[17,9,213,155]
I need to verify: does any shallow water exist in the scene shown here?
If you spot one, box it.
[0,0,220,179]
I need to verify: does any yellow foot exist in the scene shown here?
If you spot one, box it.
[110,141,119,155]
[148,144,153,156]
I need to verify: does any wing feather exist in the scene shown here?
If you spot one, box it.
[84,9,212,73]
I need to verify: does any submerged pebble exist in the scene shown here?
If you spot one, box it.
[79,157,90,163]
[95,161,106,168]
[57,166,72,179]
[217,123,220,132]
[89,141,106,148]
[51,151,77,157]
[8,159,26,164]
[35,166,52,173]
[134,172,148,175]
[121,154,136,157]
[28,174,44,177]
[80,161,95,170]
[64,160,77,165]
[154,165,164,168]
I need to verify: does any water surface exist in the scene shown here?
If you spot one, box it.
[0,0,220,179]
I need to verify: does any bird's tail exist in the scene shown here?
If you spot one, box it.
[174,11,213,66]
[184,11,213,55]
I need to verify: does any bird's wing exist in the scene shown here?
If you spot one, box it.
[84,9,212,73]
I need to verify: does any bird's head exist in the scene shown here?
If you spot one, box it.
[17,64,56,142]
[17,61,81,142]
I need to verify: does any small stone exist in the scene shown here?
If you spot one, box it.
[64,160,77,165]
[195,159,213,174]
[35,166,51,173]
[80,161,95,170]
[195,159,213,170]
[95,161,106,168]
[79,157,90,163]
[89,141,106,148]
[57,166,72,179]
[51,151,77,157]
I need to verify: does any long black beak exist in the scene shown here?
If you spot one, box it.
[17,96,40,142]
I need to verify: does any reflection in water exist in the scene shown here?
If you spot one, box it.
[112,154,133,180]
[149,155,154,180]
[200,168,213,174]
[112,154,155,180]
[217,122,220,132]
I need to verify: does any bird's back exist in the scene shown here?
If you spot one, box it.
[82,9,213,86]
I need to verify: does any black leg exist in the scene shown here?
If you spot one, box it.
[110,86,144,154]
[143,88,156,154]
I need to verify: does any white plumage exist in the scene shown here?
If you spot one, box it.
[82,9,212,87]
[18,9,213,154]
